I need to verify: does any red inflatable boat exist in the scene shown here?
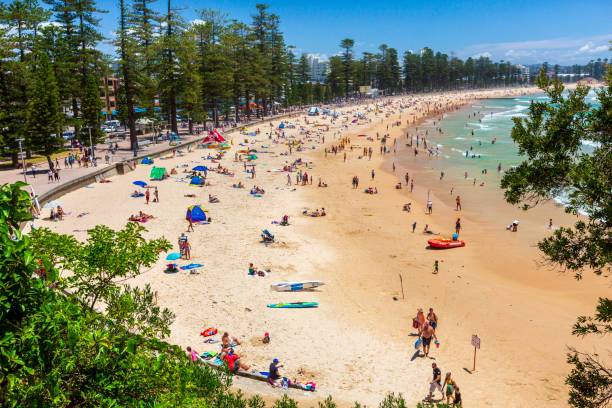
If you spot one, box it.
[428,237,466,248]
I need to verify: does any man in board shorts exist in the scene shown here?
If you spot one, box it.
[421,322,438,357]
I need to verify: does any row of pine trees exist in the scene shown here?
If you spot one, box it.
[1,0,528,167]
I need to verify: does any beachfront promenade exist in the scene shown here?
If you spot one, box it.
[0,112,301,197]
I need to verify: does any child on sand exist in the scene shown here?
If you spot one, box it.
[433,260,439,274]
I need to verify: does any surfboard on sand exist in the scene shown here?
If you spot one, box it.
[270,281,325,292]
[415,338,422,349]
[267,302,318,308]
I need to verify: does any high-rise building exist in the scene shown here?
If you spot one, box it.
[515,64,529,79]
[306,54,329,83]
[100,76,119,121]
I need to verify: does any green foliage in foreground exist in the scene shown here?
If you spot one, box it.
[1,181,436,407]
[501,67,612,408]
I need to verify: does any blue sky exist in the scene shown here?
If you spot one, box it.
[95,0,611,64]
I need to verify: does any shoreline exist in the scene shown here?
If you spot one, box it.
[28,86,607,408]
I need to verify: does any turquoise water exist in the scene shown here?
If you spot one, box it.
[403,89,600,183]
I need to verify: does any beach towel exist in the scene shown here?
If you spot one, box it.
[180,263,203,270]
[200,351,218,360]
[200,328,217,337]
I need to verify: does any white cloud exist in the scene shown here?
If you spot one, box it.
[306,52,329,62]
[471,51,492,59]
[38,21,62,29]
[460,34,611,64]
[577,41,609,54]
[190,19,205,26]
[505,49,533,58]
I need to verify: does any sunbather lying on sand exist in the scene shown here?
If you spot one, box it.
[251,186,265,194]
[403,203,412,212]
[184,194,196,197]
[232,182,245,188]
[209,194,219,203]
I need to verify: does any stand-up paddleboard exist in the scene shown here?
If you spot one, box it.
[270,281,325,292]
[267,302,318,308]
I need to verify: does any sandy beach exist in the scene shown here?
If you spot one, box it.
[26,87,608,407]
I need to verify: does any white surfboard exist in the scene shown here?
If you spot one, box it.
[270,281,325,292]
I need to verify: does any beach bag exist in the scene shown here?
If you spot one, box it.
[201,328,217,337]
[412,318,419,329]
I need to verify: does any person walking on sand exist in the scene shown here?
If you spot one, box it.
[421,322,438,357]
[412,221,417,233]
[455,196,461,211]
[416,308,426,336]
[371,169,375,180]
[410,180,414,192]
[452,386,462,407]
[425,362,443,402]
[154,187,159,203]
[183,238,191,260]
[427,199,433,214]
[145,189,150,204]
[187,217,194,232]
[455,218,461,235]
[287,173,291,186]
[433,260,439,274]
[442,372,457,406]
[427,308,438,330]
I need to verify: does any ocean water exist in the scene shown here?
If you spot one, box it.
[403,89,600,183]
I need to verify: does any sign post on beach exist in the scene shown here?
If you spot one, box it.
[399,274,404,299]
[471,334,481,371]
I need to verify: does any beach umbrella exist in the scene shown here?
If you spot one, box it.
[192,165,208,171]
[44,200,62,208]
[166,253,182,261]
[133,181,147,187]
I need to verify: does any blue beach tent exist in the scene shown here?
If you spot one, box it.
[189,175,202,186]
[186,205,207,222]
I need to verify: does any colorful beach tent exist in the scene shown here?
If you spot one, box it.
[141,156,154,165]
[189,175,202,186]
[278,123,285,129]
[149,167,167,180]
[307,107,319,116]
[186,205,207,222]
[202,130,226,143]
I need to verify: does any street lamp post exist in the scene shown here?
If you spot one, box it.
[16,138,27,183]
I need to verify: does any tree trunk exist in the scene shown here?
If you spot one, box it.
[245,90,251,121]
[46,155,55,172]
